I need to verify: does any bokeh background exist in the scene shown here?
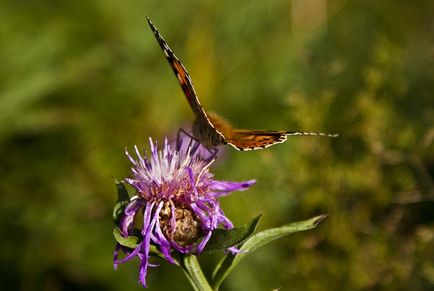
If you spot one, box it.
[1,0,433,290]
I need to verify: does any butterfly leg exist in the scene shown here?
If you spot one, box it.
[176,128,219,160]
[176,128,198,151]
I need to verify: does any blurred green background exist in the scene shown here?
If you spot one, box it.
[1,0,433,290]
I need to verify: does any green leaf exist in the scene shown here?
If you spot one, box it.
[112,201,129,222]
[112,181,130,223]
[115,180,130,202]
[201,215,261,255]
[114,227,180,264]
[211,214,328,290]
[113,227,139,249]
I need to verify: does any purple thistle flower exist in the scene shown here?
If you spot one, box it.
[114,132,255,287]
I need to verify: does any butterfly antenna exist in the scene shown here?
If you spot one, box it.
[285,131,339,138]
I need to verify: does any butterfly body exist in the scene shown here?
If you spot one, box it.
[146,17,337,151]
[192,113,226,148]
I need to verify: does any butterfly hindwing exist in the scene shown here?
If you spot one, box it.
[226,130,289,151]
[225,130,339,151]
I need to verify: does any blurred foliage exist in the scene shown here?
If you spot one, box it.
[1,0,433,290]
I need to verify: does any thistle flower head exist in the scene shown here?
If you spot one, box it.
[114,132,255,287]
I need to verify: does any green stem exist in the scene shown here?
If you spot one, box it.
[182,255,213,291]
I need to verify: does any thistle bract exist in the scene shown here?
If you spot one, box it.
[113,132,255,287]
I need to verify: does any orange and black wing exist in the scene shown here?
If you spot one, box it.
[147,17,226,144]
[227,130,338,151]
[147,18,210,120]
[226,130,290,151]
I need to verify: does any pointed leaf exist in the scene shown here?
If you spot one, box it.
[201,215,261,254]
[212,214,328,289]
[115,181,130,202]
[113,227,139,249]
[112,181,130,223]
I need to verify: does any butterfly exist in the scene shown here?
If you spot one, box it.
[146,17,338,151]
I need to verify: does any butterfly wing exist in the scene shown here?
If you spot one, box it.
[147,17,225,145]
[226,129,338,151]
[147,18,205,117]
[224,130,289,151]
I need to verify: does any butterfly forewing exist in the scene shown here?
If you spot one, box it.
[147,18,208,120]
[146,17,226,146]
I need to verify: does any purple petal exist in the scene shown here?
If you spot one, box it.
[125,147,137,166]
[170,240,194,253]
[113,244,120,270]
[226,246,248,254]
[196,231,213,254]
[190,203,211,229]
[210,180,256,196]
[142,201,155,236]
[217,208,234,229]
[134,145,147,171]
[120,199,142,235]
[153,202,176,264]
[169,200,176,238]
[138,201,159,287]
[114,243,142,264]
[186,167,197,193]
